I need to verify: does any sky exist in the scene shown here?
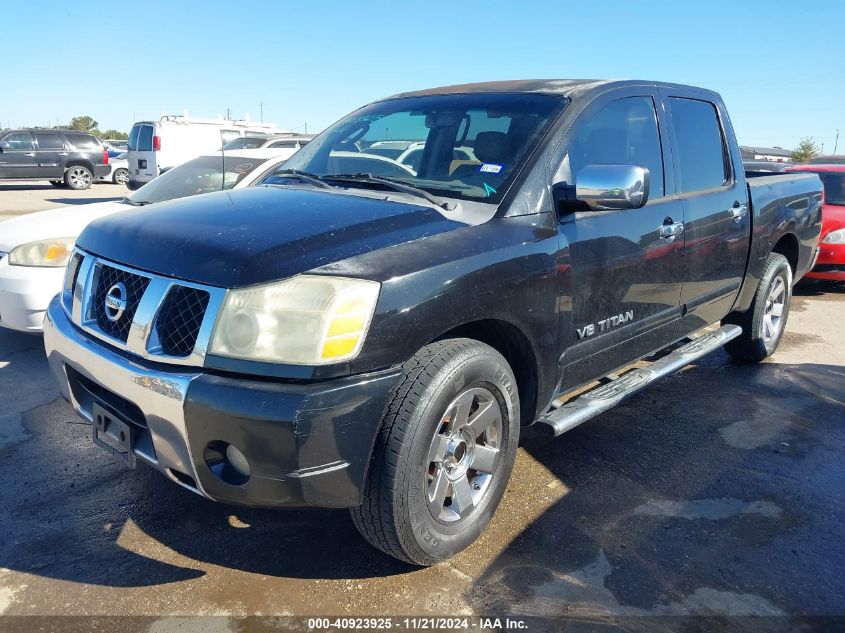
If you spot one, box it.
[3,0,843,153]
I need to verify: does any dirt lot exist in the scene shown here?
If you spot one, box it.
[0,180,126,219]
[0,186,843,631]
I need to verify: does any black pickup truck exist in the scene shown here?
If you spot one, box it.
[44,80,822,566]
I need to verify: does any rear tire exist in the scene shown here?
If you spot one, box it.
[723,252,792,362]
[64,165,93,190]
[112,168,129,185]
[351,339,520,566]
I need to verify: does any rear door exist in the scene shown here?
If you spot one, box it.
[662,92,751,333]
[556,90,687,390]
[33,132,67,178]
[128,123,157,184]
[0,132,38,178]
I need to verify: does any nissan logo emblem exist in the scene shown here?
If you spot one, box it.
[104,282,127,322]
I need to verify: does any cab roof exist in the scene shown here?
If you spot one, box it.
[387,79,720,102]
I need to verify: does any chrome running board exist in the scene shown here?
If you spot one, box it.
[538,324,742,437]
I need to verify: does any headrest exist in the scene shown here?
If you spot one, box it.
[474,131,511,165]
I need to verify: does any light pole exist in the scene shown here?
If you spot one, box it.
[834,129,840,156]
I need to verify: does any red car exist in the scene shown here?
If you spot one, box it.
[784,164,845,281]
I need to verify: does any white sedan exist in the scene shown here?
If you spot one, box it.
[0,149,292,333]
[97,151,130,185]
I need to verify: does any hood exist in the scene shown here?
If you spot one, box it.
[0,200,129,251]
[76,187,466,288]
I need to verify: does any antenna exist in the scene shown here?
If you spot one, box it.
[219,128,227,192]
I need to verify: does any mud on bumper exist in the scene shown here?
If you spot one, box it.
[43,296,402,508]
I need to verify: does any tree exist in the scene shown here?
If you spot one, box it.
[791,137,821,163]
[100,129,128,140]
[68,115,99,133]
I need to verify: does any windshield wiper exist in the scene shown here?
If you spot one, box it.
[322,173,456,210]
[121,196,152,207]
[268,169,335,190]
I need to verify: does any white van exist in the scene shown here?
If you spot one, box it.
[127,116,282,189]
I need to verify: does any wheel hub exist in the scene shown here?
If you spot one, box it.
[425,386,503,523]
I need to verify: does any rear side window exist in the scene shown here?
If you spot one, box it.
[129,124,154,151]
[668,98,730,192]
[0,132,34,150]
[35,133,64,150]
[563,96,665,198]
[65,133,100,150]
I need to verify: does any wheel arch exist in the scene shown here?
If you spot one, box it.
[771,232,799,279]
[63,159,94,172]
[433,318,540,426]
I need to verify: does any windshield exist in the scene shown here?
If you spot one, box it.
[127,155,270,205]
[792,171,845,206]
[820,173,845,206]
[223,137,267,150]
[281,93,567,204]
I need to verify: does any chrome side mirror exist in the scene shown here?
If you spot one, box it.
[575,164,650,210]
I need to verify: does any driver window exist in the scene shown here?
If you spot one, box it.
[558,96,665,199]
[0,132,34,151]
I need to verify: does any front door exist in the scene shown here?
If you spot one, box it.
[555,92,686,391]
[0,132,38,179]
[663,94,751,332]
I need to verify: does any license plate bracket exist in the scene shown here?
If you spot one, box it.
[92,402,136,468]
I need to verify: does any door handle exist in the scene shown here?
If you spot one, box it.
[731,202,748,221]
[58,152,68,157]
[24,152,35,157]
[658,222,684,239]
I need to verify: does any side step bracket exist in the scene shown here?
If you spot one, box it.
[538,324,741,437]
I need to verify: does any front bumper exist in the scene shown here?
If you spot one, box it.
[44,296,403,507]
[0,257,64,332]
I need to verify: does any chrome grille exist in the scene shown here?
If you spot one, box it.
[155,286,211,357]
[91,264,151,342]
[68,250,226,367]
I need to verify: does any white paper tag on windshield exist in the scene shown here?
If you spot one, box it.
[479,163,503,174]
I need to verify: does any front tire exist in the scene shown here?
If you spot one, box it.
[351,339,520,566]
[64,165,93,190]
[723,252,792,362]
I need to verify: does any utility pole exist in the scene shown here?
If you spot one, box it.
[260,102,263,123]
[835,129,840,156]
[304,122,307,134]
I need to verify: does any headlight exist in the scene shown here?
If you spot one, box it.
[209,275,381,365]
[8,238,76,267]
[822,228,845,244]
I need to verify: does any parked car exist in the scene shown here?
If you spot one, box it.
[0,149,292,333]
[395,143,476,172]
[806,155,845,165]
[222,134,314,151]
[97,151,129,185]
[43,80,822,566]
[0,129,109,190]
[784,164,845,281]
[743,160,794,175]
[127,116,282,190]
[104,139,128,151]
